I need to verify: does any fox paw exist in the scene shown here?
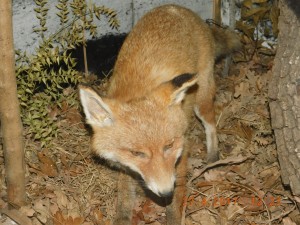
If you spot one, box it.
[206,152,219,163]
[114,216,131,225]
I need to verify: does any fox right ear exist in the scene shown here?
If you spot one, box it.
[79,86,114,127]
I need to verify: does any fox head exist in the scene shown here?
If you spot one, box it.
[79,73,196,197]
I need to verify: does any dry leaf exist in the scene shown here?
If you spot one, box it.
[252,0,268,3]
[54,190,69,209]
[238,196,263,211]
[20,205,36,217]
[93,208,104,221]
[32,198,50,224]
[242,7,269,19]
[242,0,252,9]
[237,122,253,141]
[141,200,158,223]
[254,136,272,146]
[53,211,84,225]
[82,222,96,225]
[204,169,226,182]
[225,203,245,220]
[234,81,250,98]
[294,196,300,204]
[283,217,297,225]
[49,105,60,121]
[66,107,82,124]
[38,152,58,177]
[49,202,59,216]
[189,209,217,225]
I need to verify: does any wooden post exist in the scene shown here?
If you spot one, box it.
[214,0,222,24]
[0,0,26,206]
[220,0,237,77]
[83,33,89,78]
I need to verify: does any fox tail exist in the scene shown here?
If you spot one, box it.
[211,26,242,60]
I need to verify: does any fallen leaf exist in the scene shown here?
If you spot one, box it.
[20,205,36,217]
[66,107,82,124]
[283,217,297,225]
[234,81,250,98]
[294,196,300,204]
[54,190,69,209]
[38,152,58,177]
[32,198,50,224]
[224,203,245,220]
[189,209,217,225]
[53,211,84,225]
[93,208,104,221]
[204,169,226,182]
[238,196,263,211]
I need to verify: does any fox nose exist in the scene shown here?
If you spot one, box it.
[146,175,176,197]
[158,190,173,198]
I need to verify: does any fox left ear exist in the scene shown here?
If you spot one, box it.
[152,73,197,106]
[170,73,197,104]
[78,85,115,127]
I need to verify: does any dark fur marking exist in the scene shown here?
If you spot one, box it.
[171,73,196,88]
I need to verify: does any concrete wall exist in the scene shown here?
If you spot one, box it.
[132,0,213,24]
[12,0,214,53]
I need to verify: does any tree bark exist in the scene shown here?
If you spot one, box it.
[0,0,26,206]
[269,0,300,195]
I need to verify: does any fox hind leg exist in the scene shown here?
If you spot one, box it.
[194,64,219,163]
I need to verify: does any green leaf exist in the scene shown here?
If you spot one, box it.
[25,88,33,94]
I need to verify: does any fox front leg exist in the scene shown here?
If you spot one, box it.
[166,147,188,225]
[114,172,136,225]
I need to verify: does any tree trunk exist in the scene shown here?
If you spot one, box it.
[0,0,26,206]
[268,0,300,195]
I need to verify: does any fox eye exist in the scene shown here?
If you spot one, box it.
[163,140,174,152]
[130,150,146,158]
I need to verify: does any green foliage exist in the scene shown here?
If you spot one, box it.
[33,0,49,37]
[16,0,119,147]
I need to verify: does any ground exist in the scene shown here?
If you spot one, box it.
[1,42,300,225]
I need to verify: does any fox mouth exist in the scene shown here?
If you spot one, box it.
[146,176,176,198]
[152,188,174,198]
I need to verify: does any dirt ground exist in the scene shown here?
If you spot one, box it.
[1,42,300,225]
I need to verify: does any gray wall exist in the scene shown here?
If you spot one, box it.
[12,0,214,53]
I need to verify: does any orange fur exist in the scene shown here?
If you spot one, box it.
[79,4,240,225]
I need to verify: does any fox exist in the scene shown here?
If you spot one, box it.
[79,4,240,225]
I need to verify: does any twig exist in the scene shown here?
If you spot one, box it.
[255,199,297,224]
[188,155,251,185]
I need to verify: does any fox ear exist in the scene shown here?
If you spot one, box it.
[79,86,114,127]
[152,73,197,106]
[170,73,198,104]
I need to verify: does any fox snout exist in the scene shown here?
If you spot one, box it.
[141,156,178,198]
[146,174,176,198]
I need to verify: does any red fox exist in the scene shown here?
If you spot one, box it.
[79,4,240,225]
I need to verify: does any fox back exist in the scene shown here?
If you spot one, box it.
[108,5,216,101]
